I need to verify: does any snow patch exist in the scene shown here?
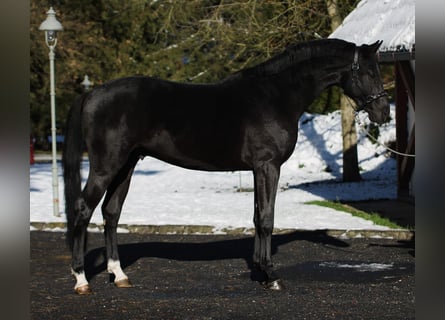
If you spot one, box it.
[30,107,397,231]
[320,262,394,272]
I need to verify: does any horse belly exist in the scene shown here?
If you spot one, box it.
[142,130,248,171]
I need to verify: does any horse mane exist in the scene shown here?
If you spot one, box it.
[226,39,355,81]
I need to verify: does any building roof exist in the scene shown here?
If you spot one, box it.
[329,0,415,60]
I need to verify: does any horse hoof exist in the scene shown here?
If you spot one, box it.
[75,284,92,295]
[263,279,284,291]
[115,278,133,288]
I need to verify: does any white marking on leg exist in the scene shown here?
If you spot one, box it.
[107,259,128,282]
[71,268,89,289]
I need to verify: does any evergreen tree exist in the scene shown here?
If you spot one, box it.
[30,0,357,147]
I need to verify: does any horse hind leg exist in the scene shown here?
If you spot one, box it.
[71,175,111,294]
[102,158,138,288]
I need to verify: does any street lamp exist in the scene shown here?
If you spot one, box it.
[39,7,63,217]
[81,75,93,91]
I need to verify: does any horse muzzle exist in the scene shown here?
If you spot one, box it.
[363,91,390,124]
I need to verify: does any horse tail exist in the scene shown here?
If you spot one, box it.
[62,94,86,250]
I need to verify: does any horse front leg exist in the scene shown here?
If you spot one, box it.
[253,162,283,290]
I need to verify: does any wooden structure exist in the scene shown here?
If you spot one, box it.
[329,0,415,198]
[379,52,415,198]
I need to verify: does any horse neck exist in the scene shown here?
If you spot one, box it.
[225,40,355,114]
[301,57,349,98]
[274,46,354,110]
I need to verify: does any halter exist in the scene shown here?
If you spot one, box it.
[351,47,387,112]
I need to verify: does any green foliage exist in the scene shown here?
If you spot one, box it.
[31,0,358,147]
[308,86,342,114]
[306,200,403,229]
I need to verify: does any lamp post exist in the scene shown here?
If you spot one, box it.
[39,7,63,217]
[81,75,93,91]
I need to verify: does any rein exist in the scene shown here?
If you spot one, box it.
[344,96,416,158]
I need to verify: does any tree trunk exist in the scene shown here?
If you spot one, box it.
[326,0,342,31]
[341,96,361,181]
[326,0,361,182]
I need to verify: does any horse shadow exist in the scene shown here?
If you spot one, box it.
[368,237,415,257]
[83,230,349,283]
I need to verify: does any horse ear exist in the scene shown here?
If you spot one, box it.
[369,40,383,53]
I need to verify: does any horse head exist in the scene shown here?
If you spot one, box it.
[342,40,390,124]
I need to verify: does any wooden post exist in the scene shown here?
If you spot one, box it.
[395,61,409,197]
[341,95,361,181]
[326,0,361,182]
[395,60,415,198]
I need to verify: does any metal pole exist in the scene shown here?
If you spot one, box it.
[49,45,60,217]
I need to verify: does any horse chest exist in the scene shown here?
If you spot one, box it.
[241,119,297,166]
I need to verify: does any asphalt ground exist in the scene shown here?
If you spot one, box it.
[30,230,414,319]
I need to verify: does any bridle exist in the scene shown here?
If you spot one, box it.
[346,47,414,158]
[351,47,387,112]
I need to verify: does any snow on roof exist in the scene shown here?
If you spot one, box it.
[329,0,415,53]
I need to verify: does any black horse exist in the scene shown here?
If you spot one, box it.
[63,39,389,294]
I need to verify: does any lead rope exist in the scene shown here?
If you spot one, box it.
[345,97,416,158]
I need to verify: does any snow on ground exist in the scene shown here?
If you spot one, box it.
[30,107,397,231]
[319,262,395,272]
